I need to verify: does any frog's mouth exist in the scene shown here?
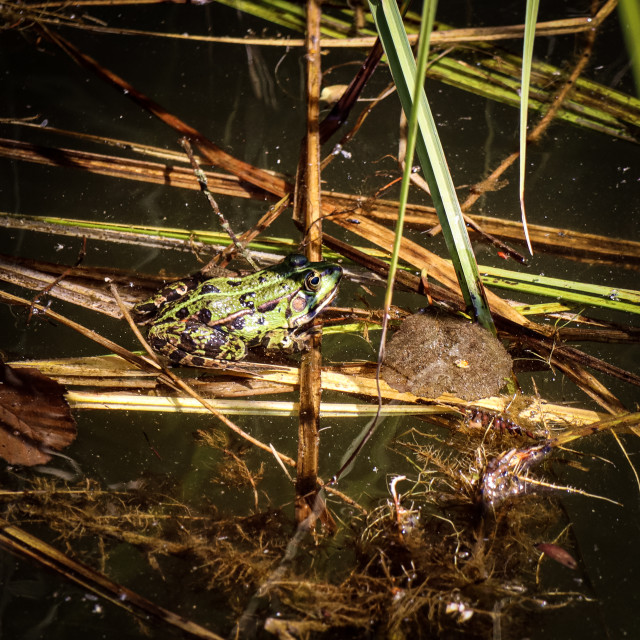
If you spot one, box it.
[309,282,339,317]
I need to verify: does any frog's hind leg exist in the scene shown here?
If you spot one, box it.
[133,276,206,322]
[148,321,246,365]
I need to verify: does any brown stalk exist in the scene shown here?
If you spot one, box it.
[556,326,640,344]
[213,194,291,269]
[328,211,553,336]
[552,411,640,446]
[2,138,639,265]
[319,36,384,144]
[551,358,626,414]
[518,333,640,389]
[513,332,637,413]
[39,26,289,199]
[294,0,332,529]
[322,233,465,309]
[361,202,640,266]
[19,0,618,47]
[0,137,272,201]
[0,520,224,640]
[0,254,130,319]
[178,137,258,270]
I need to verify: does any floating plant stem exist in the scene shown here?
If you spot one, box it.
[65,392,459,418]
[179,137,258,270]
[518,0,539,254]
[479,266,640,315]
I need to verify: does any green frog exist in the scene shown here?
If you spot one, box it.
[133,253,342,366]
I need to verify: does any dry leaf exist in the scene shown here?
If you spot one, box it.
[0,363,76,465]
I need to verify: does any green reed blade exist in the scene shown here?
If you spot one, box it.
[381,0,435,345]
[219,0,639,141]
[619,0,640,97]
[368,0,494,332]
[479,265,640,315]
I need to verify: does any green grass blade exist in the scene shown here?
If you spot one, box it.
[619,0,640,97]
[218,1,640,140]
[519,0,539,257]
[381,0,436,342]
[368,0,494,331]
[213,0,355,38]
[479,265,640,315]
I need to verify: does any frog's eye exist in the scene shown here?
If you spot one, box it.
[305,272,321,291]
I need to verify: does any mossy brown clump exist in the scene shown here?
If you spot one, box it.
[0,476,291,605]
[340,429,571,639]
[382,311,512,400]
[265,427,570,640]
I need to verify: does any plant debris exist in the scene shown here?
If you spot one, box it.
[0,363,76,465]
[381,311,513,400]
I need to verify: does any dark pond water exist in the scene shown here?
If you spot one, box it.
[0,2,639,639]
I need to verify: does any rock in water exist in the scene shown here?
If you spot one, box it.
[381,311,512,400]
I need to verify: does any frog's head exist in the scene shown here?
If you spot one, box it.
[285,255,342,328]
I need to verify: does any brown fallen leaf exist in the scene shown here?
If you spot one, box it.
[0,363,76,465]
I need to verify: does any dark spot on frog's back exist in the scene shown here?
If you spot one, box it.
[163,289,184,303]
[226,279,242,287]
[175,307,190,320]
[198,308,212,324]
[169,348,188,364]
[229,316,245,331]
[204,331,226,353]
[201,283,220,294]
[134,302,157,316]
[150,337,168,350]
[189,356,206,367]
[239,292,255,309]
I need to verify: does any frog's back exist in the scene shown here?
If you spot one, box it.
[157,271,296,325]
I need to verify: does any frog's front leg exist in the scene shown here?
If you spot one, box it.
[148,321,248,365]
[262,328,311,353]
